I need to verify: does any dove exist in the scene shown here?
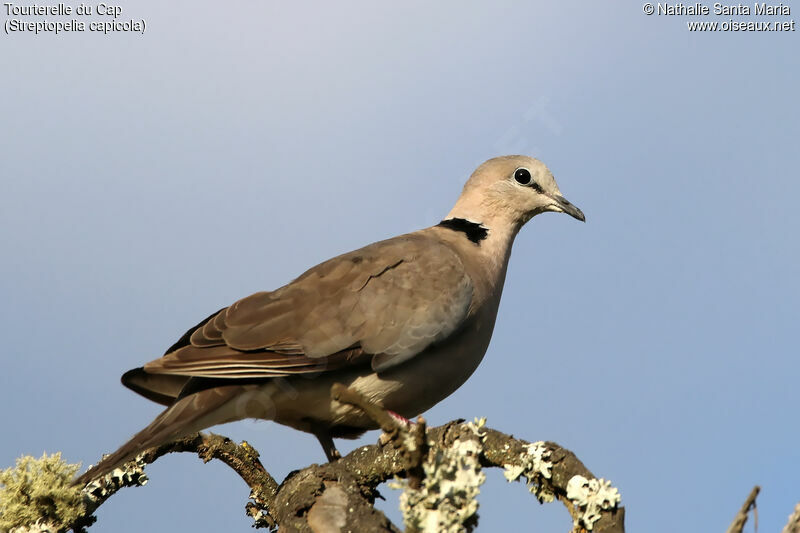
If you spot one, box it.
[74,155,584,485]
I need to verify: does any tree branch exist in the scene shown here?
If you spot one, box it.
[726,485,760,533]
[11,384,626,532]
[330,386,625,533]
[10,384,796,532]
[783,503,800,533]
[80,433,280,529]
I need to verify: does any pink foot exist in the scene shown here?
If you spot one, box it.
[387,410,412,426]
[379,412,421,446]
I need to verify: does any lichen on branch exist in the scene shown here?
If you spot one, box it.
[0,453,89,533]
[4,385,628,532]
[394,418,487,533]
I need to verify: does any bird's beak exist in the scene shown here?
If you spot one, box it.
[550,194,585,222]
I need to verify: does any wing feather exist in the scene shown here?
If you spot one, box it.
[142,233,473,380]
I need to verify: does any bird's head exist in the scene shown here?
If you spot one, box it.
[448,155,585,230]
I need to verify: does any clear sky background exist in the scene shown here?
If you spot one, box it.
[1,2,798,531]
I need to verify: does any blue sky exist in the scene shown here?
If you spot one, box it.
[1,2,798,531]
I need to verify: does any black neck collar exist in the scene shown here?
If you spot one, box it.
[436,218,489,245]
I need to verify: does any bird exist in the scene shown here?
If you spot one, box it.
[73,155,584,485]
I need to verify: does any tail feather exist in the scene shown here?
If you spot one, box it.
[121,367,188,406]
[73,385,247,486]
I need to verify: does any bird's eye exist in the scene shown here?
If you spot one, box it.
[514,168,531,185]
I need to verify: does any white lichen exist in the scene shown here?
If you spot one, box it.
[502,441,555,503]
[81,454,148,503]
[565,475,621,531]
[395,423,486,533]
[466,417,487,438]
[245,488,274,529]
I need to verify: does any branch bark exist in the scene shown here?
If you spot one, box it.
[726,485,760,533]
[783,503,800,533]
[64,385,626,532]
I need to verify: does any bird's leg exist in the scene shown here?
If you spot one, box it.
[312,429,341,462]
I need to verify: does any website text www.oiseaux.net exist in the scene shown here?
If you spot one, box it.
[687,19,795,31]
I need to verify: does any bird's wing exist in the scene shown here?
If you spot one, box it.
[143,233,474,379]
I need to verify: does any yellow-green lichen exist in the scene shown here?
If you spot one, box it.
[0,453,86,533]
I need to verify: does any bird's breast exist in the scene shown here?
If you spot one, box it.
[353,301,501,419]
[262,294,504,434]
